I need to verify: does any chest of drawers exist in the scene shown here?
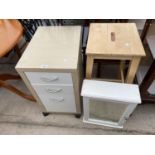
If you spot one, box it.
[15,26,82,115]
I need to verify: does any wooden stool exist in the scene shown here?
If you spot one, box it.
[86,23,146,83]
[0,19,35,101]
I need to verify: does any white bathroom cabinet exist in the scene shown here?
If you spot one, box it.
[81,80,141,128]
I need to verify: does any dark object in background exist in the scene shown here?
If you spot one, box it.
[139,19,155,104]
[19,19,60,42]
[19,19,121,42]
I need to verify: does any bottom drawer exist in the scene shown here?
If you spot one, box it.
[32,85,76,113]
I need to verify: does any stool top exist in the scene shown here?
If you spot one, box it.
[0,19,23,57]
[86,23,146,57]
[81,79,141,104]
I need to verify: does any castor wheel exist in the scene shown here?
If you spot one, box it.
[42,112,50,116]
[75,114,81,118]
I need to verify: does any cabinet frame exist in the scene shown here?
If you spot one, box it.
[83,97,137,128]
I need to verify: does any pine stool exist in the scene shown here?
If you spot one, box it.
[86,23,146,83]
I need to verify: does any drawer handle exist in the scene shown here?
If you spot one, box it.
[40,76,59,82]
[46,88,62,93]
[49,97,64,102]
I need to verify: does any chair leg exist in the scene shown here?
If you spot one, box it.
[0,80,36,102]
[14,45,21,58]
[14,42,29,59]
[0,74,21,81]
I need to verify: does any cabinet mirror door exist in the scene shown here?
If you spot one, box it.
[83,97,137,128]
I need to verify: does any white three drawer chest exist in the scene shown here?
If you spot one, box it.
[16,26,82,117]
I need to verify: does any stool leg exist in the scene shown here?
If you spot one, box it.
[119,60,125,83]
[126,57,141,83]
[120,60,125,70]
[86,55,94,79]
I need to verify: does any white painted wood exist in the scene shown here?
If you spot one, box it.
[32,84,76,113]
[83,118,123,129]
[81,80,141,128]
[25,72,73,85]
[82,97,123,128]
[81,80,141,104]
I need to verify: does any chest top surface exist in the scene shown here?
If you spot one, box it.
[16,26,82,70]
[86,23,146,57]
[81,79,141,104]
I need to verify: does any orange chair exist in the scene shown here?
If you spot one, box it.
[0,19,35,101]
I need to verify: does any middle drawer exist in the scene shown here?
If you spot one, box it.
[32,84,73,96]
[25,72,73,85]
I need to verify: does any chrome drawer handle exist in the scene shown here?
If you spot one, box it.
[40,76,59,82]
[49,97,64,102]
[46,88,62,93]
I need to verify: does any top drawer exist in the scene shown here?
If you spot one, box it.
[25,72,73,85]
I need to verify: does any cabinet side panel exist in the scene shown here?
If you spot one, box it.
[72,49,83,114]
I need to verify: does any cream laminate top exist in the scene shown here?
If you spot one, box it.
[86,23,146,57]
[16,26,82,70]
